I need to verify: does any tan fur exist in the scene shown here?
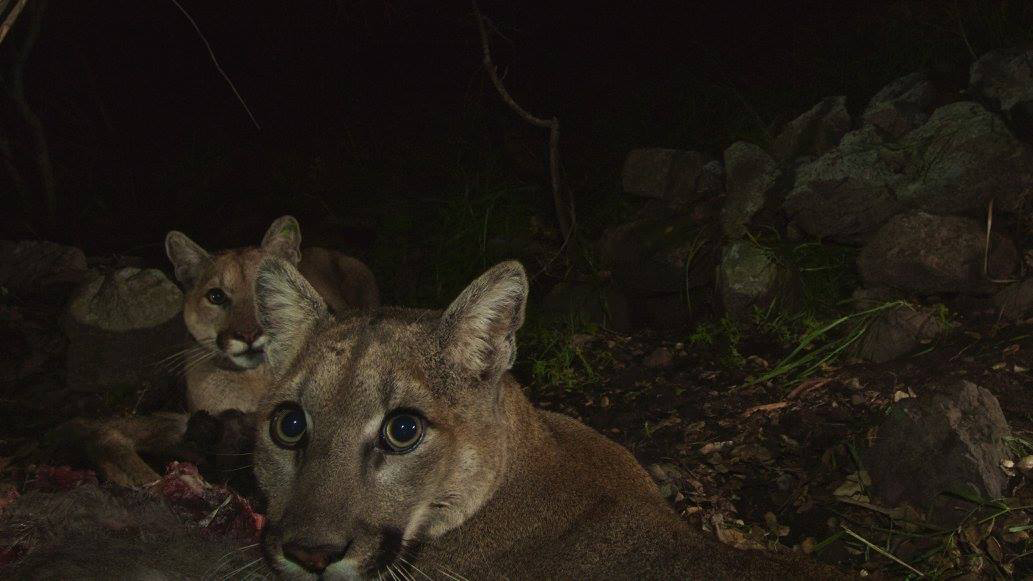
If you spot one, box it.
[55,216,379,487]
[251,259,851,580]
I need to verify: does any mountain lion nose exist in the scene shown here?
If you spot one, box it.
[282,541,349,573]
[233,329,261,345]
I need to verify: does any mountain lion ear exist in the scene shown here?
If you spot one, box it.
[255,257,328,370]
[261,215,302,265]
[438,261,528,382]
[165,231,211,287]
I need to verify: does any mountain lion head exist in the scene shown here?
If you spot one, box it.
[252,256,527,579]
[166,216,304,370]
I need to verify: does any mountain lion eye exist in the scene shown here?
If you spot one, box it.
[270,403,309,449]
[381,412,424,453]
[205,288,228,305]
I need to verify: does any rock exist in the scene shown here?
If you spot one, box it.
[621,148,715,204]
[721,142,780,239]
[858,211,1018,294]
[643,346,674,368]
[862,71,938,139]
[718,240,789,320]
[0,240,89,298]
[783,126,905,242]
[851,299,950,363]
[771,96,851,162]
[866,380,1011,524]
[64,268,186,394]
[68,268,182,332]
[600,212,720,297]
[895,101,1033,214]
[970,49,1033,113]
[993,278,1033,321]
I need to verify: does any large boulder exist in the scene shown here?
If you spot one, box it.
[621,148,718,205]
[866,380,1011,524]
[861,71,939,139]
[895,101,1033,214]
[721,142,781,239]
[64,267,185,395]
[858,211,1017,295]
[0,240,89,299]
[770,96,851,162]
[783,126,905,242]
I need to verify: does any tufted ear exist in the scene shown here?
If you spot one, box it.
[261,215,303,265]
[165,231,212,287]
[254,257,328,370]
[438,261,528,383]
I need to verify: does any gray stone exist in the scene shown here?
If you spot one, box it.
[68,268,182,332]
[721,142,780,239]
[64,268,185,394]
[783,126,905,242]
[771,96,851,162]
[867,380,1011,523]
[993,278,1033,321]
[862,71,938,139]
[719,240,781,320]
[970,49,1033,112]
[858,211,1018,295]
[896,101,1033,214]
[621,148,713,204]
[851,299,949,363]
[0,240,89,297]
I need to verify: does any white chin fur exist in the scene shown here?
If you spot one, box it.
[229,352,265,369]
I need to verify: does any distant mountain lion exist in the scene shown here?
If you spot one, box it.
[53,216,379,487]
[249,257,850,579]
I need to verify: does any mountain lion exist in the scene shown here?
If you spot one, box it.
[53,216,379,487]
[249,257,850,579]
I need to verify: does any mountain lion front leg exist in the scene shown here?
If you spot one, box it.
[49,413,190,487]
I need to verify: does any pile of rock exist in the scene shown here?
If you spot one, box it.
[602,49,1033,359]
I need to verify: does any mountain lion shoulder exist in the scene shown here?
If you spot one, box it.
[250,258,851,580]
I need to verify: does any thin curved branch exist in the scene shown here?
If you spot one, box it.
[169,0,261,130]
[472,0,573,243]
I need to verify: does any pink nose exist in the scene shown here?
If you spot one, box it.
[233,329,261,344]
[282,542,348,573]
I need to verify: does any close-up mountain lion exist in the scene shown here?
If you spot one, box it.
[249,257,849,579]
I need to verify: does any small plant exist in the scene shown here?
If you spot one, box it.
[518,314,599,394]
[748,300,911,387]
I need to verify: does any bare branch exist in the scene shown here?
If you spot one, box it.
[0,0,28,47]
[472,0,573,243]
[169,0,261,130]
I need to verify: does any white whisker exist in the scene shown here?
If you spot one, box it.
[396,555,433,580]
[217,557,262,581]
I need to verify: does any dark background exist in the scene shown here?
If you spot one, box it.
[2,0,1031,304]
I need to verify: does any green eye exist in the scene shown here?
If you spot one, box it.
[381,412,424,453]
[205,288,228,305]
[270,403,309,449]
